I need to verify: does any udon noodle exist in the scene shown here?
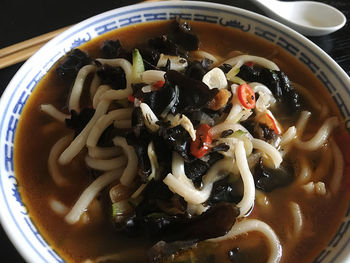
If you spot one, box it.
[15,19,350,263]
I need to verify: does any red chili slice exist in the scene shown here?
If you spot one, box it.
[128,94,135,103]
[190,124,213,159]
[237,83,256,109]
[265,111,281,134]
[245,61,254,68]
[153,80,165,91]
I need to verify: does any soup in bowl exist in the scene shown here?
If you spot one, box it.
[0,2,350,263]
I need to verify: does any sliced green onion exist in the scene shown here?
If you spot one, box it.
[229,76,246,85]
[112,200,132,217]
[231,129,247,139]
[226,67,240,80]
[243,136,253,156]
[132,49,145,83]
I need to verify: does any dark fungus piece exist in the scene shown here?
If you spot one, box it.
[208,178,242,205]
[143,202,239,242]
[185,152,224,187]
[236,64,260,83]
[260,69,301,112]
[148,240,197,263]
[138,46,160,70]
[65,108,95,137]
[97,123,118,147]
[148,35,187,58]
[131,107,146,137]
[185,60,209,81]
[259,124,276,141]
[96,63,126,90]
[165,70,219,112]
[221,129,234,138]
[219,63,233,74]
[241,121,276,142]
[276,70,301,113]
[184,158,209,187]
[137,71,218,117]
[168,19,200,51]
[237,65,301,114]
[151,134,173,179]
[143,179,174,202]
[56,49,91,78]
[143,80,179,116]
[158,125,192,161]
[126,130,152,180]
[254,158,295,192]
[147,19,199,58]
[134,179,174,217]
[100,39,128,59]
[211,143,230,153]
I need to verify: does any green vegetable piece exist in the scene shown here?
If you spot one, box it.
[112,200,132,217]
[231,129,247,139]
[226,68,246,85]
[132,48,145,83]
[229,76,246,85]
[226,67,240,80]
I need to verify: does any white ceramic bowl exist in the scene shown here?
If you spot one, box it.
[0,1,349,262]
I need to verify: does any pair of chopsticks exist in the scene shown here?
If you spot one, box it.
[0,0,166,70]
[0,26,71,69]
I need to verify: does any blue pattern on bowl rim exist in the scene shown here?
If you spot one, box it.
[0,2,349,262]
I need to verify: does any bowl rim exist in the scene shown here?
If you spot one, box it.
[0,1,349,263]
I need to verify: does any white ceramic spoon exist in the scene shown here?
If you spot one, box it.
[249,0,346,36]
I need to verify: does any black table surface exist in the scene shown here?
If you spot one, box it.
[1,0,349,261]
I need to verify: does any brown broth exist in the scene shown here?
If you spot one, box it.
[14,20,350,263]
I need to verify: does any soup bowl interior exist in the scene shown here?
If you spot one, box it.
[0,1,350,263]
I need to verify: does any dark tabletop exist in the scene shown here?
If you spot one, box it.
[1,0,349,261]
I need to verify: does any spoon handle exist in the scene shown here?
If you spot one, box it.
[248,0,283,18]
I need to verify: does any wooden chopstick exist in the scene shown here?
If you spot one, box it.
[0,26,71,69]
[0,0,167,70]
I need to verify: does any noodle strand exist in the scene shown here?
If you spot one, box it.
[65,169,123,224]
[209,219,282,263]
